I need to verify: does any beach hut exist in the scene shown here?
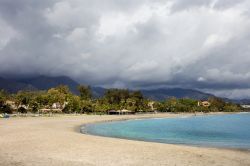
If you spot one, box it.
[120,109,134,115]
[107,109,135,115]
[108,110,120,115]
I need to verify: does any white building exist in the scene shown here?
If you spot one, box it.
[241,105,250,109]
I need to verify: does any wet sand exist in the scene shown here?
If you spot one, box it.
[0,113,250,166]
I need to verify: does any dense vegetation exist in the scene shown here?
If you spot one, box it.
[0,85,241,115]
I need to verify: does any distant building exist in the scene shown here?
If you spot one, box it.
[51,102,68,109]
[198,101,211,107]
[241,105,250,109]
[148,101,155,111]
[39,102,68,114]
[52,102,62,109]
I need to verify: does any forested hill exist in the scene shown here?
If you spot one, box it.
[0,77,37,93]
[141,88,214,101]
[17,76,80,94]
[0,76,79,94]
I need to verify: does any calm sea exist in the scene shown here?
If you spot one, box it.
[82,113,250,149]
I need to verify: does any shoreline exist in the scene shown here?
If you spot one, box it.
[1,112,250,166]
[80,112,249,152]
[78,111,238,133]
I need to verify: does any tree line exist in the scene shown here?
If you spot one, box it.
[0,85,241,115]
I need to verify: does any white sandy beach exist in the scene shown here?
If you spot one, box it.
[0,113,250,166]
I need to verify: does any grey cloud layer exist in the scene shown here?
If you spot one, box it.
[0,0,250,98]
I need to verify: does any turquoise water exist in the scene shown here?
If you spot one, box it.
[82,113,250,149]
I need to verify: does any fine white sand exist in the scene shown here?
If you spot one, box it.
[0,113,250,166]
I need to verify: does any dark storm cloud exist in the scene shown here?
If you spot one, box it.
[0,0,250,98]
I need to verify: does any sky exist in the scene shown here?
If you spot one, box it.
[0,0,250,99]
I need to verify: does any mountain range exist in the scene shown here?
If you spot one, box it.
[140,88,214,101]
[0,75,249,103]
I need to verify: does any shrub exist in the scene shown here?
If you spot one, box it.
[18,107,27,114]
[0,105,13,114]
